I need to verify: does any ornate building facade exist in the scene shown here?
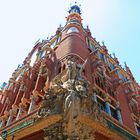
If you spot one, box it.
[0,4,140,140]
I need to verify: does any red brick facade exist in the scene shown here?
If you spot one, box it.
[0,4,140,140]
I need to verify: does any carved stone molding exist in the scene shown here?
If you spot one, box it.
[43,121,96,140]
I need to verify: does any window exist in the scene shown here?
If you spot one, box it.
[110,107,118,120]
[99,53,104,60]
[99,53,107,63]
[41,50,46,58]
[95,77,105,90]
[57,36,61,44]
[50,40,57,48]
[67,27,79,33]
[89,42,95,52]
[30,51,38,67]
[135,123,140,135]
[107,87,115,97]
[62,64,66,70]
[109,62,115,70]
[97,98,105,111]
[117,71,127,82]
[136,125,140,135]
[69,19,78,24]
[58,66,61,74]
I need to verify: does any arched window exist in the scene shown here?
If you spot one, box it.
[67,27,79,33]
[30,51,38,67]
[63,64,66,70]
[41,50,46,58]
[58,66,61,74]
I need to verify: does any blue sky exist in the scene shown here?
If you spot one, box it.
[0,0,140,84]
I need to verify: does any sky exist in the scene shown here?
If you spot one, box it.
[0,0,140,84]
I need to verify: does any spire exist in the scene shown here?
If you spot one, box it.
[0,82,7,90]
[125,62,132,75]
[112,53,119,64]
[68,2,81,15]
[124,62,128,69]
[124,62,135,81]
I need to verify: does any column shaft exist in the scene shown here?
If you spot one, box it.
[92,92,97,103]
[6,110,13,126]
[117,110,123,123]
[28,98,35,114]
[16,107,23,120]
[105,102,111,116]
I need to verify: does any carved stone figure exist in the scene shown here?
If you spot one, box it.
[41,43,55,58]
[37,89,57,118]
[37,59,106,139]
[33,60,51,93]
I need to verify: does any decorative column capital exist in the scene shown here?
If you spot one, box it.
[19,81,26,91]
[1,111,9,121]
[115,101,121,110]
[43,81,50,93]
[12,104,18,116]
[103,94,111,103]
[32,90,39,97]
[9,109,14,116]
[12,104,18,110]
[21,97,30,108]
[19,102,24,108]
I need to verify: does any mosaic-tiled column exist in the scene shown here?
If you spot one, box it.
[116,102,123,123]
[6,110,14,126]
[28,92,38,114]
[104,96,111,116]
[16,104,23,120]
[92,92,97,103]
